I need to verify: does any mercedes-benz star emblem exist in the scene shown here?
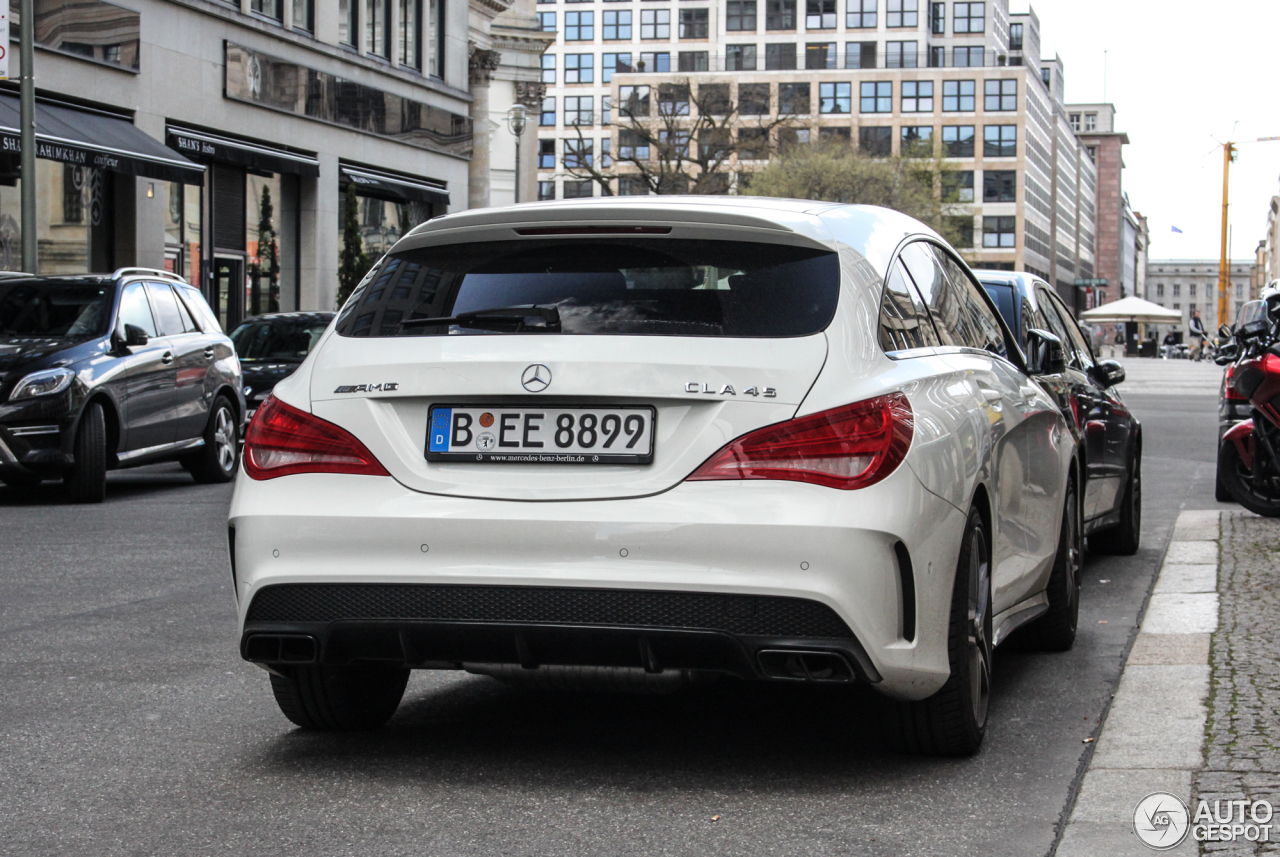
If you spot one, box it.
[521,364,552,393]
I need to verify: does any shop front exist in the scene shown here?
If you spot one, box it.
[339,162,449,260]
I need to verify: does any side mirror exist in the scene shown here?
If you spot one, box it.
[123,324,149,347]
[1219,323,1233,340]
[1093,359,1126,387]
[1025,328,1066,375]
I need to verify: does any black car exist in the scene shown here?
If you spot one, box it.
[977,270,1143,554]
[0,268,244,502]
[229,311,334,418]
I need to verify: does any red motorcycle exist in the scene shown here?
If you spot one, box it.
[1218,300,1280,516]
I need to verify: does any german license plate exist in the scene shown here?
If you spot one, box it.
[426,405,656,464]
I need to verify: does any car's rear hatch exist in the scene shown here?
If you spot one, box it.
[308,209,840,501]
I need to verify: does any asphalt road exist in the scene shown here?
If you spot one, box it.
[0,359,1231,857]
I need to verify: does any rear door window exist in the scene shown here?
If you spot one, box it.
[934,249,1007,358]
[897,241,960,347]
[335,239,841,339]
[879,259,940,352]
[1044,291,1095,368]
[145,282,189,337]
[118,282,157,337]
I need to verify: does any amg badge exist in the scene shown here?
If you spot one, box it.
[334,382,400,393]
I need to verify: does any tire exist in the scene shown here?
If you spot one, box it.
[890,506,992,756]
[1020,480,1082,652]
[1219,435,1280,517]
[1215,448,1234,503]
[268,664,409,731]
[63,402,107,504]
[186,396,239,484]
[1090,454,1141,555]
[1,472,44,489]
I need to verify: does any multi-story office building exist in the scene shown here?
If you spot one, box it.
[535,0,1100,306]
[1070,102,1128,306]
[1146,260,1254,336]
[0,0,547,326]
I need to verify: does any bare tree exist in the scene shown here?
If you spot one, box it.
[562,78,795,196]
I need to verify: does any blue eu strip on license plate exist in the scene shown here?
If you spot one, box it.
[428,408,453,452]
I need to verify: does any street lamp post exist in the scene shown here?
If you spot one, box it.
[507,104,527,204]
[19,0,34,273]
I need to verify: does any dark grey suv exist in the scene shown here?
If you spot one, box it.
[0,268,245,502]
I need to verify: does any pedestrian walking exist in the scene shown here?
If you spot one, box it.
[1189,310,1207,361]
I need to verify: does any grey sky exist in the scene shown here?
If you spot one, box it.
[1020,0,1280,262]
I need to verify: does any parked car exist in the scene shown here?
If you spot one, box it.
[976,270,1142,554]
[0,268,244,502]
[230,199,1077,756]
[230,312,334,419]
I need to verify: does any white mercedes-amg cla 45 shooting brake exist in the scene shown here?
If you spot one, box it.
[229,197,1081,756]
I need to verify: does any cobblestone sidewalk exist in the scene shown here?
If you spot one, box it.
[1196,512,1280,856]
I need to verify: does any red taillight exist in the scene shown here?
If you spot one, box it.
[1224,365,1249,402]
[687,393,913,490]
[243,397,390,480]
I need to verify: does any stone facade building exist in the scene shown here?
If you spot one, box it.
[1146,260,1253,336]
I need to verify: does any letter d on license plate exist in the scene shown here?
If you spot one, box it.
[425,404,655,464]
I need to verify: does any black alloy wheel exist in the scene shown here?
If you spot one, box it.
[891,506,992,756]
[1090,454,1141,555]
[63,401,107,504]
[1021,479,1082,651]
[1219,433,1280,517]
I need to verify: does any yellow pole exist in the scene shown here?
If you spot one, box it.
[1218,143,1234,327]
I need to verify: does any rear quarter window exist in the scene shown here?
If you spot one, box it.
[335,238,841,339]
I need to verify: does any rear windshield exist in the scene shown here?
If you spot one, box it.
[335,239,840,338]
[980,282,1017,333]
[231,318,331,361]
[0,280,112,338]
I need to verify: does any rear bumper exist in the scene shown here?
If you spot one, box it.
[228,466,967,700]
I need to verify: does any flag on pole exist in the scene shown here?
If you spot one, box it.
[1171,226,1184,234]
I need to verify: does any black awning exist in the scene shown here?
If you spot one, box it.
[339,164,449,206]
[166,126,320,177]
[0,95,203,183]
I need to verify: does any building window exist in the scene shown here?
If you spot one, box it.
[886,41,917,68]
[1041,67,1051,86]
[806,42,836,69]
[1009,21,1023,50]
[942,124,974,156]
[929,1,944,33]
[727,0,757,31]
[945,215,975,246]
[739,127,769,159]
[943,80,975,111]
[901,125,933,156]
[984,79,1016,111]
[859,126,892,156]
[740,83,770,114]
[565,95,594,125]
[679,50,709,70]
[561,180,592,199]
[820,81,852,113]
[252,0,283,22]
[983,170,1015,202]
[848,0,876,28]
[983,124,1015,156]
[901,80,933,112]
[601,95,612,124]
[639,51,671,71]
[339,0,357,45]
[538,181,556,200]
[564,139,593,168]
[845,41,875,68]
[943,170,974,201]
[1084,112,1097,131]
[641,9,670,39]
[768,42,798,69]
[953,1,983,33]
[1189,283,1196,297]
[540,96,556,126]
[601,137,612,167]
[542,54,556,83]
[982,215,1015,248]
[680,8,708,38]
[565,10,594,40]
[819,127,851,143]
[954,46,984,66]
[620,85,651,118]
[886,0,917,27]
[293,0,314,31]
[565,53,594,82]
[1156,283,1165,298]
[602,52,632,82]
[806,0,836,29]
[1173,284,1181,297]
[399,0,421,67]
[366,0,390,57]
[727,44,758,70]
[780,82,810,114]
[1069,112,1080,131]
[603,10,631,38]
[766,0,796,30]
[860,80,891,112]
[539,139,556,169]
[539,11,555,30]
[619,176,649,196]
[1173,303,1181,310]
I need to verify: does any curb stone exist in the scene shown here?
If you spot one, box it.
[1054,509,1218,856]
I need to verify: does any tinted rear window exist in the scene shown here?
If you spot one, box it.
[0,280,112,338]
[335,239,840,338]
[980,282,1016,332]
[231,318,332,360]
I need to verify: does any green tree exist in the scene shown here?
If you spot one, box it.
[337,182,371,308]
[743,140,972,252]
[253,185,280,313]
